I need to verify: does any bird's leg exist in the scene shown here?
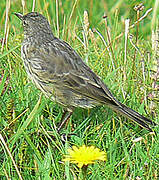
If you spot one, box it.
[57,110,73,132]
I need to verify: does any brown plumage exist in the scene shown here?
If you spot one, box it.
[15,12,156,131]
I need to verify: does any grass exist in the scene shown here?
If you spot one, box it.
[0,0,159,179]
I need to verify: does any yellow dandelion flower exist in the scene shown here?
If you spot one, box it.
[63,145,106,168]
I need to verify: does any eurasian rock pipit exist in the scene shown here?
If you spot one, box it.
[15,12,156,131]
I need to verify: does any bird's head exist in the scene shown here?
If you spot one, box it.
[15,12,53,37]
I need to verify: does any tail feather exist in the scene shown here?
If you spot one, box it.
[113,103,156,131]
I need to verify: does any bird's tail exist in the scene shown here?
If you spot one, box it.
[113,103,156,131]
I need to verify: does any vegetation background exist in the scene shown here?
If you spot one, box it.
[0,0,159,179]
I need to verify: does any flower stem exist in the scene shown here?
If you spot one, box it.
[81,165,88,180]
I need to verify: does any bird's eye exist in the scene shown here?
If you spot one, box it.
[23,20,28,26]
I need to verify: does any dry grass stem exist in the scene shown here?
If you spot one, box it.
[1,0,10,52]
[124,19,130,81]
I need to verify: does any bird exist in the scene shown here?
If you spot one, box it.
[15,12,156,132]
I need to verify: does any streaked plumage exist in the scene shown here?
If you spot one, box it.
[15,12,156,131]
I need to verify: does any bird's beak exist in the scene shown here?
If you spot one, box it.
[14,13,24,21]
